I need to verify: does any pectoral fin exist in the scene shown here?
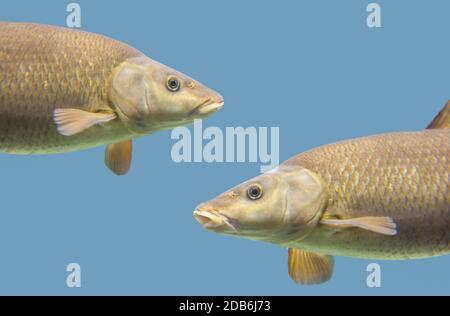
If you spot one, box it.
[427,101,450,129]
[105,140,133,175]
[320,216,397,236]
[288,248,334,285]
[53,108,117,136]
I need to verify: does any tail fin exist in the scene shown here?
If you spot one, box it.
[427,101,450,129]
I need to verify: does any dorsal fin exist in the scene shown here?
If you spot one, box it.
[427,101,450,129]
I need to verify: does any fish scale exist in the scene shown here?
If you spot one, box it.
[287,129,449,259]
[0,22,142,153]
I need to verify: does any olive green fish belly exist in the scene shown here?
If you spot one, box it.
[0,22,141,153]
[287,129,450,259]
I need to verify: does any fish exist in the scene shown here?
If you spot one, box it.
[0,22,223,175]
[194,102,450,285]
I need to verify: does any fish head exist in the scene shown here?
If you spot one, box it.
[110,56,223,134]
[194,167,328,244]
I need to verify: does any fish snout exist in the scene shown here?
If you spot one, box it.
[202,98,223,115]
[189,93,224,117]
[193,209,225,229]
[193,205,239,233]
[212,93,224,109]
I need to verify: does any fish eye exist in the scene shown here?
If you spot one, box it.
[247,184,262,200]
[166,76,180,92]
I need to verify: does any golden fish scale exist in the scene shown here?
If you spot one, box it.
[0,22,142,153]
[286,129,450,259]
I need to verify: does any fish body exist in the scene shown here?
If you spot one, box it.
[286,129,449,260]
[194,103,450,284]
[0,22,138,154]
[0,22,223,173]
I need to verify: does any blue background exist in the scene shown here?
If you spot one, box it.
[0,0,448,295]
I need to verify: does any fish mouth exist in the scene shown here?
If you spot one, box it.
[193,209,238,233]
[188,98,224,117]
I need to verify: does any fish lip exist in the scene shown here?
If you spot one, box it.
[188,99,224,117]
[193,210,223,229]
[193,209,238,233]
